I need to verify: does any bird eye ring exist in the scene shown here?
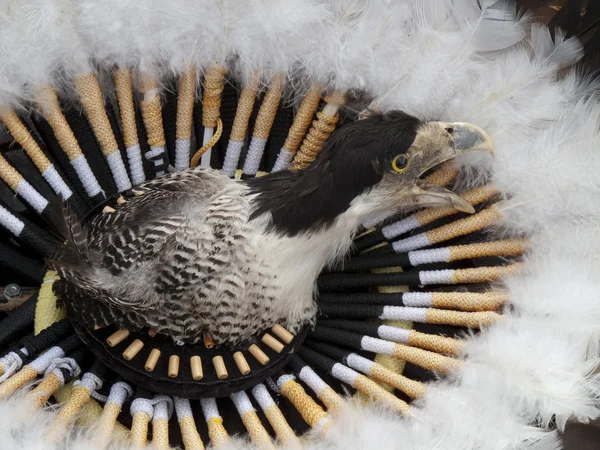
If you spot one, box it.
[392,154,410,173]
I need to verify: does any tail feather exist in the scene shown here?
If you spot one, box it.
[48,198,146,330]
[47,198,99,294]
[52,199,89,259]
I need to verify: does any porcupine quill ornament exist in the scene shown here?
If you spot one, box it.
[141,0,222,172]
[189,0,238,169]
[76,0,177,180]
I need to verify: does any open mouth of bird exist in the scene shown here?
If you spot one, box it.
[416,122,494,214]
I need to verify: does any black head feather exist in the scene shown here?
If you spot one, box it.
[246,110,422,236]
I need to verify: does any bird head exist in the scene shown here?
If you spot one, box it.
[340,111,494,215]
[248,110,494,236]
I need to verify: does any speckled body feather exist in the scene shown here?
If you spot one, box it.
[51,169,317,345]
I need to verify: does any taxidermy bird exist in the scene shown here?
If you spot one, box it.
[50,111,493,346]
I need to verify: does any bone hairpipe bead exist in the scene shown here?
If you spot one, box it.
[272,324,294,344]
[233,352,251,375]
[169,355,180,378]
[248,345,270,365]
[262,334,284,353]
[122,339,144,360]
[106,329,129,347]
[191,356,203,380]
[145,348,161,372]
[213,356,228,380]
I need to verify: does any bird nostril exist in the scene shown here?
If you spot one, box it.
[445,126,454,134]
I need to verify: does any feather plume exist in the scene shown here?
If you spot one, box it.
[74,0,165,79]
[74,0,145,71]
[229,0,330,86]
[493,96,600,233]
[147,0,222,76]
[451,0,530,53]
[0,13,25,109]
[530,23,584,69]
[4,0,91,95]
[294,0,415,96]
[374,0,529,119]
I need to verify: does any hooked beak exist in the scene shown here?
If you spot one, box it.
[412,180,475,214]
[411,122,494,215]
[450,122,495,157]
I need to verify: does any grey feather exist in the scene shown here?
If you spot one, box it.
[50,169,295,345]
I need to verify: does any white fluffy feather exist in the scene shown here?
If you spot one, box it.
[74,0,149,71]
[0,13,25,109]
[74,0,169,78]
[153,0,222,75]
[295,0,415,94]
[229,0,330,85]
[4,0,90,94]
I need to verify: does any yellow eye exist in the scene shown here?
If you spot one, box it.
[392,154,410,173]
